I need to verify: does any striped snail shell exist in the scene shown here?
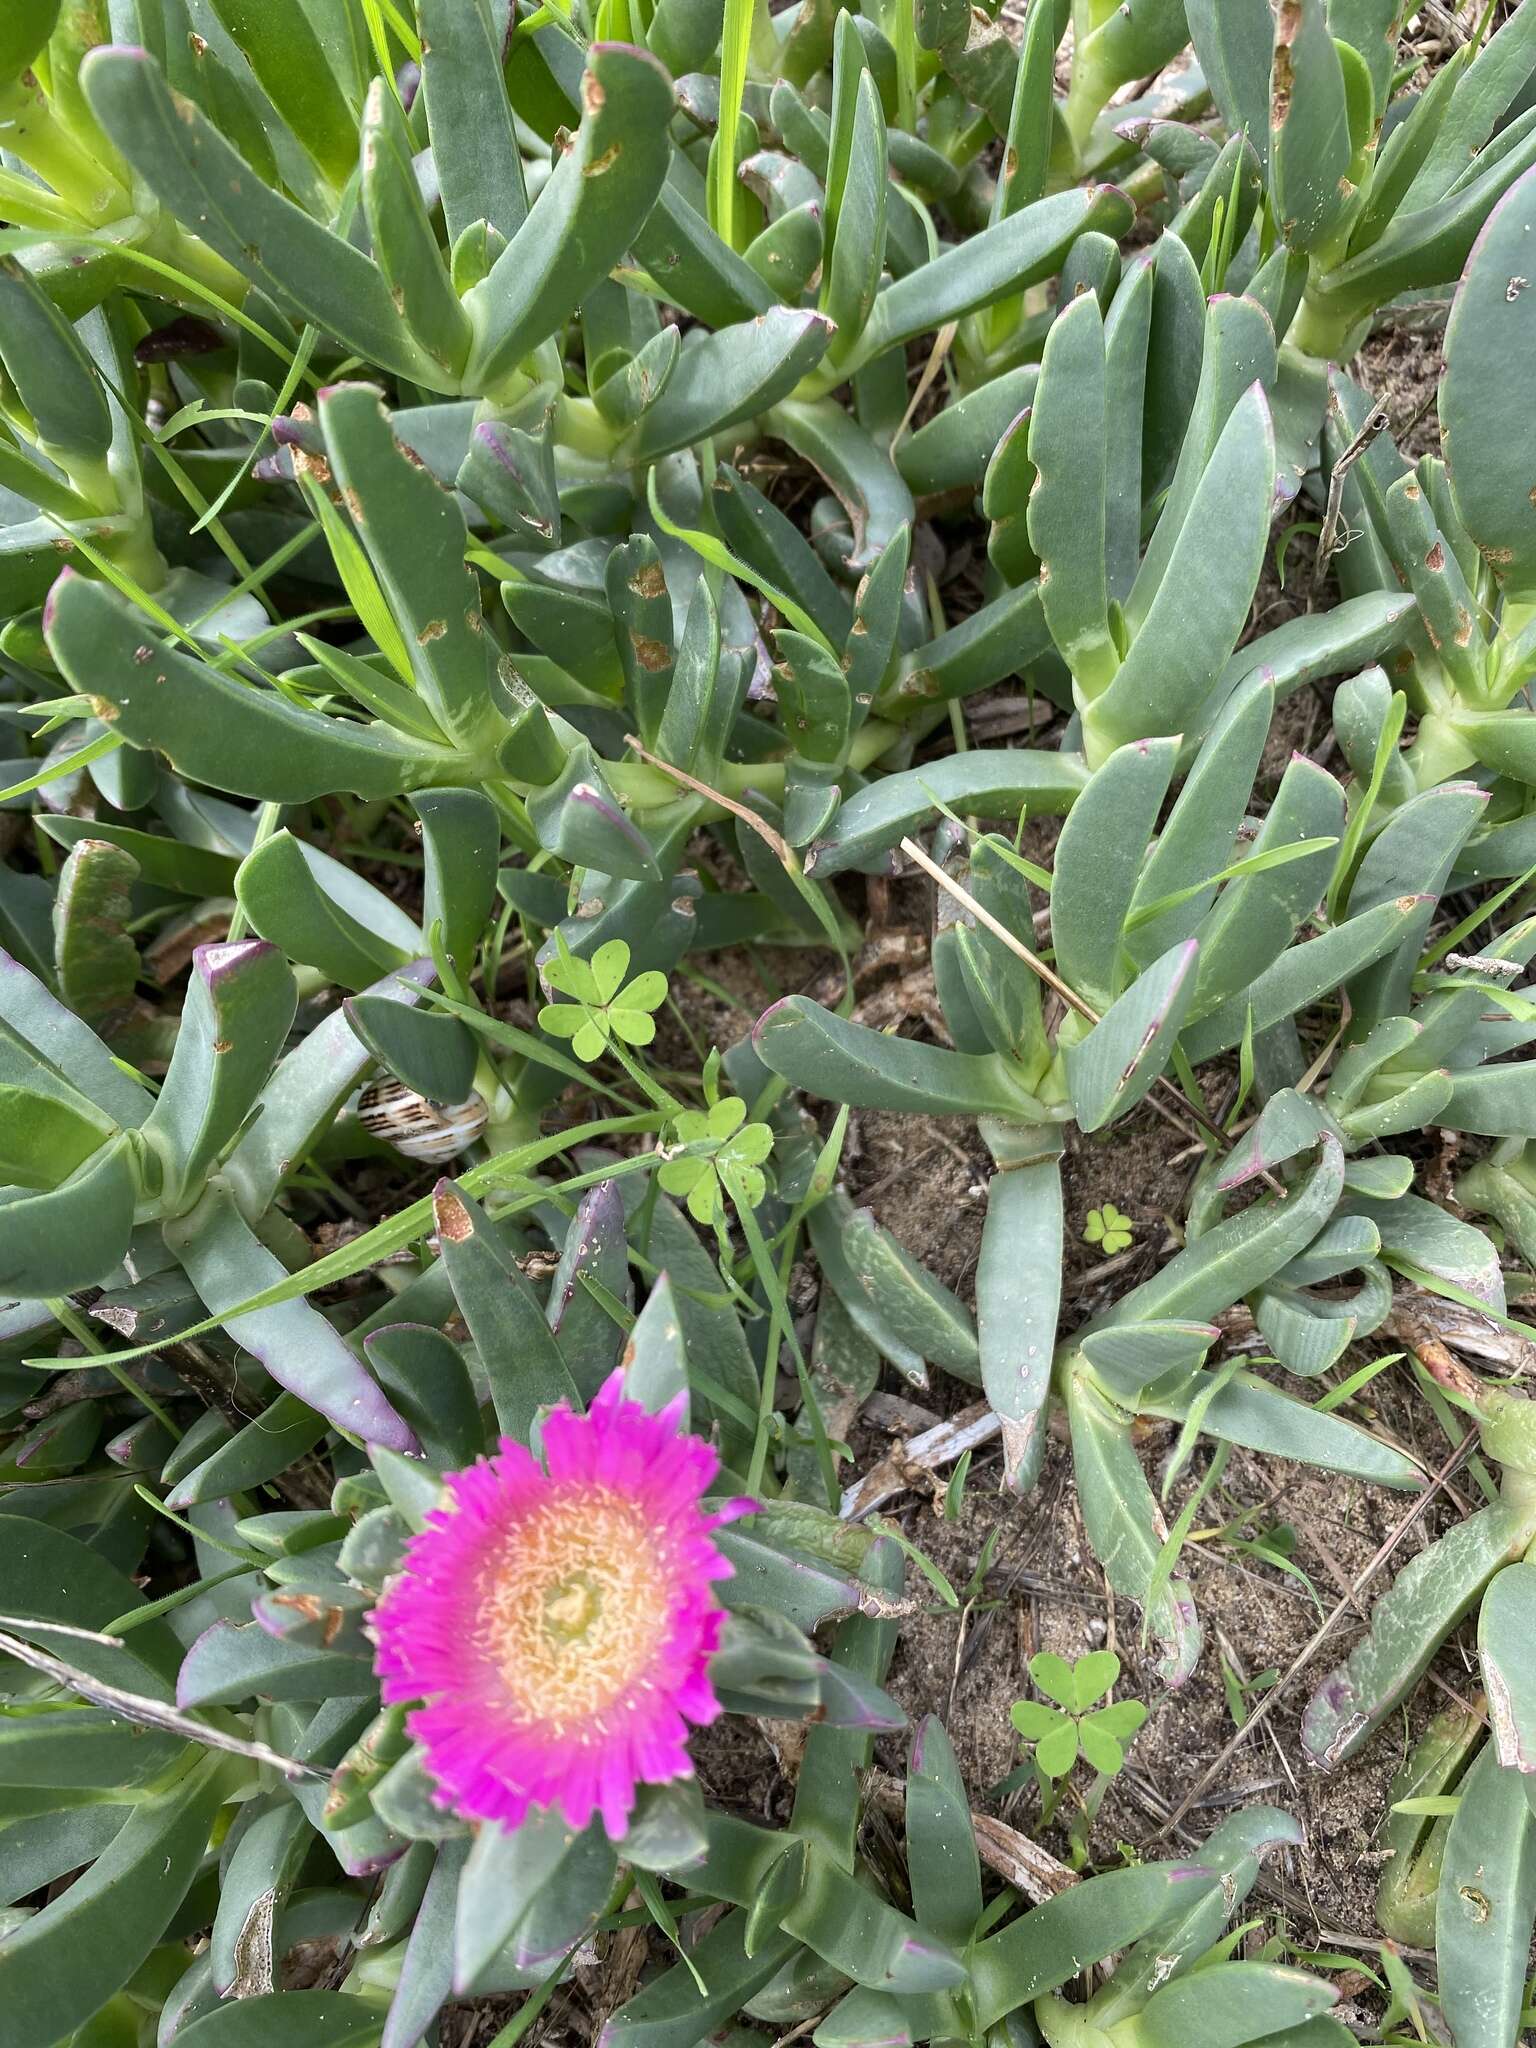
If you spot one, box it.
[357,1078,488,1162]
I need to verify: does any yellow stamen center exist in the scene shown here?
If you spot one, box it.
[475,1487,669,1733]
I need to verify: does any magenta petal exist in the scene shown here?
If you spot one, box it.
[370,1371,756,1839]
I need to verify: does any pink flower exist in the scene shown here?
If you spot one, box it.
[370,1371,753,1838]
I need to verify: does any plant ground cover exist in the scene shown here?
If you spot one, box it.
[7,3,1536,2048]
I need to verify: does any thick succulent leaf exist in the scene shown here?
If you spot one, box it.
[1050,736,1177,1005]
[177,1619,375,1709]
[143,939,295,1201]
[1480,1561,1536,1778]
[463,46,676,392]
[627,310,833,462]
[634,174,780,327]
[600,1912,798,2048]
[977,1132,1064,1489]
[1270,0,1352,250]
[1136,1964,1336,2048]
[1143,228,1206,507]
[1069,1370,1202,1685]
[546,1178,631,1395]
[1028,293,1115,687]
[0,0,61,78]
[780,1858,964,1992]
[1101,1136,1346,1328]
[1129,296,1278,634]
[1066,939,1201,1133]
[713,467,851,648]
[1145,1370,1419,1488]
[526,745,662,884]
[0,1756,233,2048]
[1405,0,1536,212]
[807,1192,980,1382]
[1441,163,1536,596]
[1208,589,1417,733]
[225,960,433,1219]
[1085,384,1275,759]
[46,575,453,802]
[235,832,420,992]
[1100,1806,1305,2020]
[897,366,1038,494]
[852,185,1134,370]
[418,0,527,244]
[806,751,1089,877]
[319,384,496,748]
[970,1863,1211,2027]
[432,1179,580,1435]
[769,396,916,575]
[167,1186,418,1452]
[1126,673,1273,966]
[1436,1744,1536,2048]
[1179,896,1426,1062]
[905,1716,982,1946]
[1185,0,1273,169]
[1348,1189,1505,1310]
[165,1394,328,1511]
[756,996,1046,1120]
[1302,1498,1536,1767]
[1311,114,1536,325]
[82,48,428,381]
[0,943,150,1127]
[173,1995,383,2048]
[0,258,112,463]
[882,579,1053,717]
[51,836,139,1035]
[1187,755,1343,1018]
[0,1514,181,1695]
[0,1133,136,1296]
[823,71,887,364]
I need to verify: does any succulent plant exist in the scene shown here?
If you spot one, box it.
[3,2,1536,2045]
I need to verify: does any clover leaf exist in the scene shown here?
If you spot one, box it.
[1009,1650,1147,1782]
[537,936,668,1063]
[657,1096,774,1224]
[1084,1202,1134,1255]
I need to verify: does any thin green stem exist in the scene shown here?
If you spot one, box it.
[713,0,755,251]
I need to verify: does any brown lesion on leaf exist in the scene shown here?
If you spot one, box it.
[1272,5,1299,126]
[629,563,666,599]
[582,74,607,116]
[416,619,447,645]
[269,1590,347,1648]
[341,487,364,524]
[212,1038,233,1054]
[88,695,119,723]
[433,1186,474,1242]
[630,630,670,672]
[1425,541,1445,571]
[585,143,621,177]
